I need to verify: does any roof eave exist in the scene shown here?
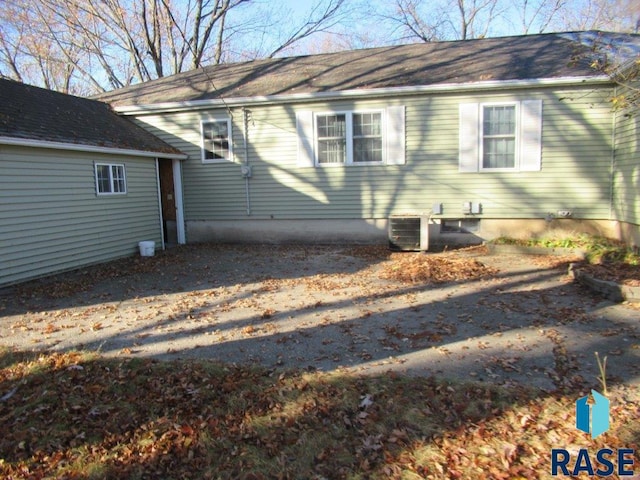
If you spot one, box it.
[112,75,612,115]
[0,136,187,159]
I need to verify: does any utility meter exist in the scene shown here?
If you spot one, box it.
[241,165,252,178]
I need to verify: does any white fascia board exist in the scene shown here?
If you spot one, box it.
[114,75,612,115]
[0,136,187,160]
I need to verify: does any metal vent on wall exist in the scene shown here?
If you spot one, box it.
[388,215,429,251]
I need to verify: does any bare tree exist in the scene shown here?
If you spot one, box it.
[28,0,250,90]
[550,0,640,32]
[454,0,503,40]
[585,33,640,111]
[0,0,351,93]
[374,0,450,43]
[0,2,83,93]
[378,0,504,43]
[392,0,447,42]
[372,0,639,46]
[267,0,351,57]
[517,0,567,34]
[0,4,26,83]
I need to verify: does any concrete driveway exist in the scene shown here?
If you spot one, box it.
[1,244,638,395]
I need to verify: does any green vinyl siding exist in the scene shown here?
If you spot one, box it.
[0,145,161,286]
[613,78,640,226]
[132,85,615,224]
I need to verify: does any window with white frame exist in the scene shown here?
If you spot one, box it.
[315,111,384,165]
[482,104,516,169]
[201,119,232,163]
[317,113,347,164]
[353,112,383,163]
[95,163,126,195]
[296,106,405,167]
[459,99,542,173]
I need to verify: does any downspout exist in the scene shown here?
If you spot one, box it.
[243,107,252,216]
[155,158,166,250]
[609,95,617,222]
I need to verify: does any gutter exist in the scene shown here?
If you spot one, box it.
[0,136,188,160]
[112,75,612,115]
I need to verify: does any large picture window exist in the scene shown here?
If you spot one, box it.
[95,163,126,195]
[201,119,232,163]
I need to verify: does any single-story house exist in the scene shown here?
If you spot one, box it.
[93,30,640,251]
[1,30,639,285]
[0,79,186,286]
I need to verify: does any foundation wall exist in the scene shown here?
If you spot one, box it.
[187,218,626,248]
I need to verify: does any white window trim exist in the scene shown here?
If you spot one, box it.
[459,99,542,173]
[479,101,520,172]
[95,162,127,196]
[314,109,386,167]
[200,118,233,164]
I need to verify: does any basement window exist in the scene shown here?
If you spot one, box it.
[441,219,480,233]
[95,163,126,195]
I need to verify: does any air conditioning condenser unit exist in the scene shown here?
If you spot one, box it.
[388,215,430,251]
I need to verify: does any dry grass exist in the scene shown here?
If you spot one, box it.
[1,350,637,479]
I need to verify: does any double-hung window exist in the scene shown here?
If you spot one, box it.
[459,99,542,172]
[201,119,233,163]
[482,105,516,169]
[317,114,347,164]
[297,107,403,167]
[315,111,383,165]
[95,163,126,195]
[353,112,383,163]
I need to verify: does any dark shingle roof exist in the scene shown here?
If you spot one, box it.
[0,78,182,155]
[96,31,640,107]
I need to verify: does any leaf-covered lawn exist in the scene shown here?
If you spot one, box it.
[0,350,637,479]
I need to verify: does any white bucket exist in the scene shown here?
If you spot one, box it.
[138,241,156,257]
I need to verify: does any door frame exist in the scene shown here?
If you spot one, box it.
[156,158,186,246]
[172,158,186,244]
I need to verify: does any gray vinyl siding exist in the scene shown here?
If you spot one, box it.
[613,79,640,226]
[0,145,161,286]
[133,85,615,224]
